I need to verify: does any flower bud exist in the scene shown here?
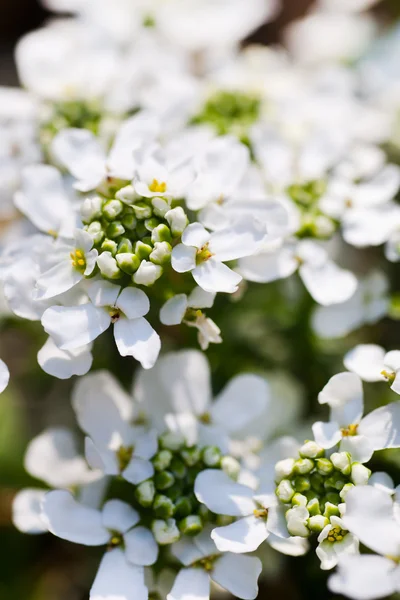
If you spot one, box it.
[276,479,295,503]
[122,213,137,231]
[106,221,125,239]
[331,452,351,476]
[152,519,180,545]
[324,472,346,491]
[101,239,118,255]
[135,241,153,260]
[116,252,140,274]
[154,471,175,490]
[153,494,175,519]
[339,483,354,501]
[351,463,371,486]
[103,199,124,221]
[151,224,172,244]
[152,197,171,218]
[116,185,136,204]
[294,476,311,493]
[308,515,329,533]
[294,458,314,475]
[315,458,334,476]
[221,456,241,480]
[181,447,201,466]
[174,496,193,519]
[86,221,104,244]
[292,493,307,507]
[323,501,340,519]
[153,450,173,471]
[310,473,325,494]
[299,441,324,459]
[159,431,185,451]
[275,458,295,482]
[97,252,122,279]
[150,242,172,265]
[178,515,203,537]
[202,446,222,467]
[170,457,187,479]
[134,480,155,508]
[133,260,163,286]
[133,201,152,219]
[286,506,310,538]
[118,238,133,254]
[165,207,188,237]
[81,196,102,223]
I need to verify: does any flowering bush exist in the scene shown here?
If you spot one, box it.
[2,0,400,598]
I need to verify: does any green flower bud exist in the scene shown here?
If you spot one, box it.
[97,252,123,279]
[324,472,346,491]
[150,241,172,265]
[202,446,222,467]
[165,207,188,237]
[316,458,334,476]
[275,458,295,482]
[170,457,187,479]
[106,221,125,239]
[153,494,175,519]
[181,447,201,467]
[151,224,172,244]
[134,480,155,508]
[154,471,175,491]
[152,519,180,545]
[174,496,193,519]
[310,473,325,495]
[294,458,314,475]
[133,202,152,219]
[144,217,161,232]
[103,199,124,220]
[306,497,321,516]
[323,501,340,519]
[165,482,184,502]
[115,252,140,274]
[159,432,185,451]
[121,213,137,231]
[133,260,163,286]
[198,504,212,522]
[81,196,102,223]
[135,241,153,260]
[153,449,173,471]
[331,452,351,476]
[339,483,354,501]
[221,456,241,480]
[116,185,136,204]
[308,515,329,533]
[101,239,118,256]
[351,463,371,486]
[86,221,104,244]
[178,515,203,537]
[152,197,171,218]
[291,493,308,507]
[299,441,325,459]
[286,506,310,538]
[118,238,133,254]
[276,480,295,503]
[294,476,311,493]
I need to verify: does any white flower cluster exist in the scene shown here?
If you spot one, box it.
[2,0,400,598]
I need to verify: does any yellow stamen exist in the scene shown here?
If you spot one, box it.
[341,423,358,437]
[149,178,167,193]
[196,244,214,265]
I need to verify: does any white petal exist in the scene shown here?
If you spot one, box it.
[160,295,188,326]
[114,317,161,369]
[25,427,97,488]
[42,304,110,350]
[359,402,400,451]
[238,245,298,283]
[171,244,197,273]
[182,223,211,249]
[312,421,342,449]
[343,486,400,556]
[38,337,92,379]
[384,350,400,372]
[102,500,139,534]
[212,554,261,600]
[193,259,242,293]
[123,457,154,485]
[12,489,47,534]
[316,540,340,570]
[187,287,215,309]
[90,548,147,600]
[116,287,150,319]
[195,470,255,517]
[134,429,158,460]
[344,344,386,382]
[124,526,158,566]
[212,515,268,553]
[329,555,398,600]
[318,372,364,427]
[212,374,269,433]
[42,490,109,546]
[87,280,121,308]
[36,260,82,300]
[53,128,105,192]
[300,261,358,306]
[340,435,374,463]
[209,218,264,262]
[369,471,395,495]
[171,537,205,567]
[0,359,9,393]
[266,504,290,539]
[267,533,309,556]
[167,568,209,600]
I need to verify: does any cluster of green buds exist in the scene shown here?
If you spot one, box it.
[191,90,261,143]
[40,100,105,149]
[131,432,240,546]
[287,180,337,240]
[81,185,189,287]
[275,440,371,538]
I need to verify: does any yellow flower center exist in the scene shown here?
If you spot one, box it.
[199,412,212,424]
[117,445,134,472]
[254,508,268,519]
[70,248,86,272]
[196,244,214,265]
[327,526,348,543]
[341,423,358,437]
[149,179,167,193]
[381,369,396,385]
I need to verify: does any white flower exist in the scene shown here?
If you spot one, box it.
[0,359,9,393]
[133,144,195,199]
[344,344,400,394]
[169,527,262,600]
[316,515,358,570]
[41,280,161,369]
[312,270,389,338]
[42,491,157,600]
[312,372,400,462]
[171,219,264,294]
[239,239,358,306]
[160,287,221,350]
[328,486,400,599]
[52,112,159,193]
[34,229,97,300]
[73,371,157,484]
[38,337,94,379]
